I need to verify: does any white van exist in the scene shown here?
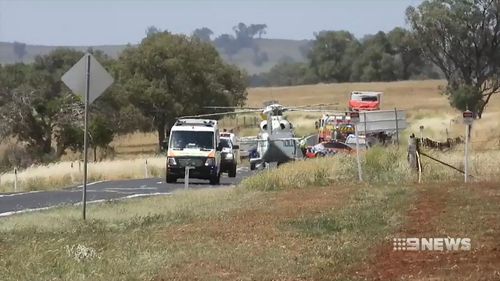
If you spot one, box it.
[166,119,222,184]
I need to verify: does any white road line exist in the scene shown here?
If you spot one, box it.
[0,192,172,218]
[0,190,43,198]
[104,187,159,191]
[0,180,107,198]
[77,180,106,188]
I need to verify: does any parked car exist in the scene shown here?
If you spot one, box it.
[305,141,353,158]
[219,137,238,177]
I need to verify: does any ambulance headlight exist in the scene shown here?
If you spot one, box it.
[225,153,234,159]
[205,157,215,166]
[167,157,177,166]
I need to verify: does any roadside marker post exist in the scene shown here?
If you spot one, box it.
[62,53,114,220]
[350,111,363,182]
[145,159,149,178]
[394,108,400,147]
[184,166,194,189]
[463,110,474,183]
[14,168,17,192]
[419,125,424,143]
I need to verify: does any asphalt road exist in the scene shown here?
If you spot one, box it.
[0,167,253,217]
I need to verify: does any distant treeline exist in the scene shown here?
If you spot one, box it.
[249,28,442,87]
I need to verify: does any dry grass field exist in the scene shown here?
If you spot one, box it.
[2,80,500,192]
[81,79,500,156]
[1,150,499,280]
[248,80,500,149]
[2,77,500,279]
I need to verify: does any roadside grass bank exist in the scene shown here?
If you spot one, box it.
[241,147,500,191]
[2,144,498,194]
[0,181,415,281]
[0,157,166,193]
[356,182,500,281]
[2,144,498,280]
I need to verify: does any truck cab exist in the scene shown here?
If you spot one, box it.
[348,91,382,111]
[166,119,221,185]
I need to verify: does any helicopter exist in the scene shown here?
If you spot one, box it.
[180,101,339,169]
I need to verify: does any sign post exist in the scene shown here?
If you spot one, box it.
[350,111,362,182]
[184,166,194,189]
[62,53,114,220]
[462,110,474,183]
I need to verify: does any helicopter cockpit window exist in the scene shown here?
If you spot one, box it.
[280,123,286,129]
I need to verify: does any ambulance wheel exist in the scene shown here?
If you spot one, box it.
[210,171,220,185]
[166,174,177,183]
[229,164,237,178]
[250,162,256,170]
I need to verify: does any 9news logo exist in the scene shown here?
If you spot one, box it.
[393,237,471,251]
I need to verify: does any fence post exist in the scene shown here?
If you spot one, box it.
[416,140,422,183]
[243,116,246,126]
[408,134,417,173]
[394,108,399,147]
[184,166,194,189]
[363,112,367,136]
[355,125,363,182]
[14,167,18,192]
[464,124,470,183]
[145,159,149,178]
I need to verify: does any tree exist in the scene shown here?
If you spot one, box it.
[387,27,425,80]
[12,42,28,61]
[145,26,161,37]
[89,115,114,161]
[0,49,85,160]
[192,27,213,42]
[248,24,267,39]
[309,30,360,82]
[213,34,239,55]
[267,62,318,86]
[407,0,500,117]
[349,31,400,82]
[118,32,247,148]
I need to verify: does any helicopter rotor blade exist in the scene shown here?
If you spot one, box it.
[179,109,262,119]
[287,102,340,109]
[204,106,261,110]
[287,108,347,114]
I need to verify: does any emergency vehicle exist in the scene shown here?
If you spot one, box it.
[318,114,354,142]
[348,91,382,111]
[166,119,222,184]
[219,132,239,177]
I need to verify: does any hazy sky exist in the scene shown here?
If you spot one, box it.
[0,0,423,46]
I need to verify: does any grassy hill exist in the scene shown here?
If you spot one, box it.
[0,38,310,75]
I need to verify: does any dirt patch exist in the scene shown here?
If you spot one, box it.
[357,183,500,281]
[164,187,352,243]
[157,186,355,280]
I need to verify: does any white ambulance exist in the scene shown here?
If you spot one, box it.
[166,119,222,184]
